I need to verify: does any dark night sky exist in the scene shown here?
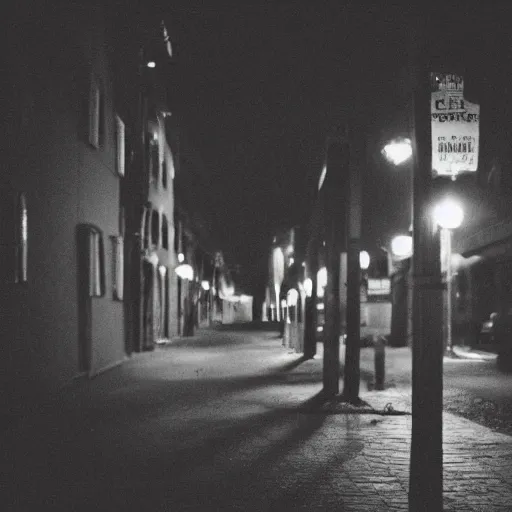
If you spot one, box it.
[147,1,502,290]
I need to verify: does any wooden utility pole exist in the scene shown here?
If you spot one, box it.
[343,123,363,403]
[322,142,347,397]
[304,241,318,359]
[408,22,444,512]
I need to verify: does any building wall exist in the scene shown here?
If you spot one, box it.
[142,108,179,344]
[1,2,125,405]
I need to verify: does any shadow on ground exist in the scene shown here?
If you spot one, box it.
[1,384,367,511]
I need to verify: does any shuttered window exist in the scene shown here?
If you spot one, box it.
[77,224,105,298]
[116,115,125,176]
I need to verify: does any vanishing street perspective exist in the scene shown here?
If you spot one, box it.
[4,1,512,511]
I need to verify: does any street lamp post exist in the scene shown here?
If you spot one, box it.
[433,198,464,356]
[175,263,194,336]
[390,234,413,348]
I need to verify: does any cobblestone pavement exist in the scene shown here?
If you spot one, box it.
[358,343,512,436]
[2,325,512,511]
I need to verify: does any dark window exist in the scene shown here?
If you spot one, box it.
[151,210,160,247]
[142,206,150,249]
[162,214,169,249]
[162,158,168,189]
[148,131,159,184]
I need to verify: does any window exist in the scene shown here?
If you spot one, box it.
[151,210,160,248]
[142,206,150,249]
[88,229,104,297]
[162,157,168,189]
[77,224,105,297]
[148,131,159,184]
[88,76,103,148]
[162,214,169,249]
[0,189,27,284]
[15,192,28,284]
[116,115,125,176]
[110,235,124,300]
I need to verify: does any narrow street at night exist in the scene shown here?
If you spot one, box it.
[5,2,512,510]
[2,325,512,512]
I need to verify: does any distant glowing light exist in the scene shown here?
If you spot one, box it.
[317,326,324,332]
[317,267,327,298]
[201,280,210,291]
[316,302,325,310]
[359,251,370,270]
[175,263,193,280]
[287,289,299,307]
[391,235,413,257]
[288,257,294,267]
[177,253,184,263]
[147,61,156,68]
[303,278,313,297]
[317,267,327,288]
[382,138,412,166]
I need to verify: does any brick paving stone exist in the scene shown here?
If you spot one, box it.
[2,326,512,511]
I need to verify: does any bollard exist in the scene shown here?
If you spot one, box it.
[374,335,385,390]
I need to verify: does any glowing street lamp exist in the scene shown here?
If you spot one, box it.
[174,263,194,281]
[433,198,464,356]
[381,137,413,166]
[359,250,370,270]
[391,235,413,258]
[432,198,464,230]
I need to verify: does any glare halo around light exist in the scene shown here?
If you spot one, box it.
[433,199,464,230]
[382,138,413,166]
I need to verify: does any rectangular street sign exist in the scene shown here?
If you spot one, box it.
[431,72,480,178]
